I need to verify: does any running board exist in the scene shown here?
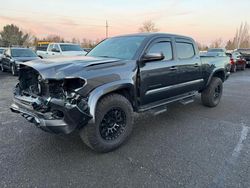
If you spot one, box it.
[138,91,197,112]
[179,97,195,105]
[149,106,167,116]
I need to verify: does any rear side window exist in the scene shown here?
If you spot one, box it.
[148,42,173,61]
[176,42,195,59]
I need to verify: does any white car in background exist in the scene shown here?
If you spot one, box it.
[37,43,87,59]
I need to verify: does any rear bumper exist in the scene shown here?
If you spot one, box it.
[10,88,91,134]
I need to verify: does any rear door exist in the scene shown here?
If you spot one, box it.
[139,37,182,105]
[174,39,204,93]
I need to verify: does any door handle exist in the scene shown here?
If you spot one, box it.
[170,66,178,71]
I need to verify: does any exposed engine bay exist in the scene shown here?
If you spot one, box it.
[11,65,91,134]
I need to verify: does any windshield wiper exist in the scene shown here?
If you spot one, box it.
[98,56,113,58]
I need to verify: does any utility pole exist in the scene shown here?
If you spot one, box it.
[106,20,109,38]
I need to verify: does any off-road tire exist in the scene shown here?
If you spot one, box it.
[80,94,134,153]
[201,77,223,107]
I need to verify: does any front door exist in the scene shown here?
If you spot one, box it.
[139,38,181,105]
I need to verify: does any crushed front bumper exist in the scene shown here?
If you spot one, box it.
[10,91,92,134]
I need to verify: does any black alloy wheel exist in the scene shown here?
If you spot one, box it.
[99,107,126,141]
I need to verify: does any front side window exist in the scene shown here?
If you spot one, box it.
[148,42,173,61]
[176,42,195,59]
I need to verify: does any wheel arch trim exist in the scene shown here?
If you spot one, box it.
[206,68,226,87]
[87,80,135,124]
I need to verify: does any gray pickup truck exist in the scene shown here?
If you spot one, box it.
[11,33,230,152]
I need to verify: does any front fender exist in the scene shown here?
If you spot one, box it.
[87,80,135,124]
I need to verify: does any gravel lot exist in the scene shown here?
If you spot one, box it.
[0,70,250,188]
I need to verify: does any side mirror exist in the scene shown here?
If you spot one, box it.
[51,48,60,53]
[142,53,165,62]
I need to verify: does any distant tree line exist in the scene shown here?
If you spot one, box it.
[197,22,250,50]
[0,24,102,48]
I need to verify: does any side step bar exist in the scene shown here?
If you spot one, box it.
[149,106,167,116]
[179,97,195,105]
[138,91,197,113]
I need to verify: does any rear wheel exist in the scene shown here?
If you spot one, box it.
[201,77,223,107]
[80,94,134,153]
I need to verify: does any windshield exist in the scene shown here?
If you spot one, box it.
[87,36,145,60]
[60,44,82,52]
[11,49,37,57]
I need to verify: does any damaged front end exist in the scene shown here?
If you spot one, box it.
[10,65,92,134]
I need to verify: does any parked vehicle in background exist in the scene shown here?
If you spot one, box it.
[234,49,250,67]
[11,33,230,152]
[0,47,6,62]
[0,47,40,76]
[37,43,87,58]
[201,51,231,73]
[226,52,246,72]
[207,48,227,53]
[36,41,50,58]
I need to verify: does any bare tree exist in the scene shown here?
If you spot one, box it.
[44,35,65,43]
[233,22,250,49]
[210,38,223,48]
[225,40,235,50]
[71,37,80,44]
[139,20,159,33]
[196,41,208,51]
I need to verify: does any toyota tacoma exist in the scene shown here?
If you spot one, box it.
[10,33,230,152]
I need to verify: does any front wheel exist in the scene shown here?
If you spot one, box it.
[80,94,134,153]
[201,77,223,107]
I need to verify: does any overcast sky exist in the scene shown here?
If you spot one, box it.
[0,0,249,44]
